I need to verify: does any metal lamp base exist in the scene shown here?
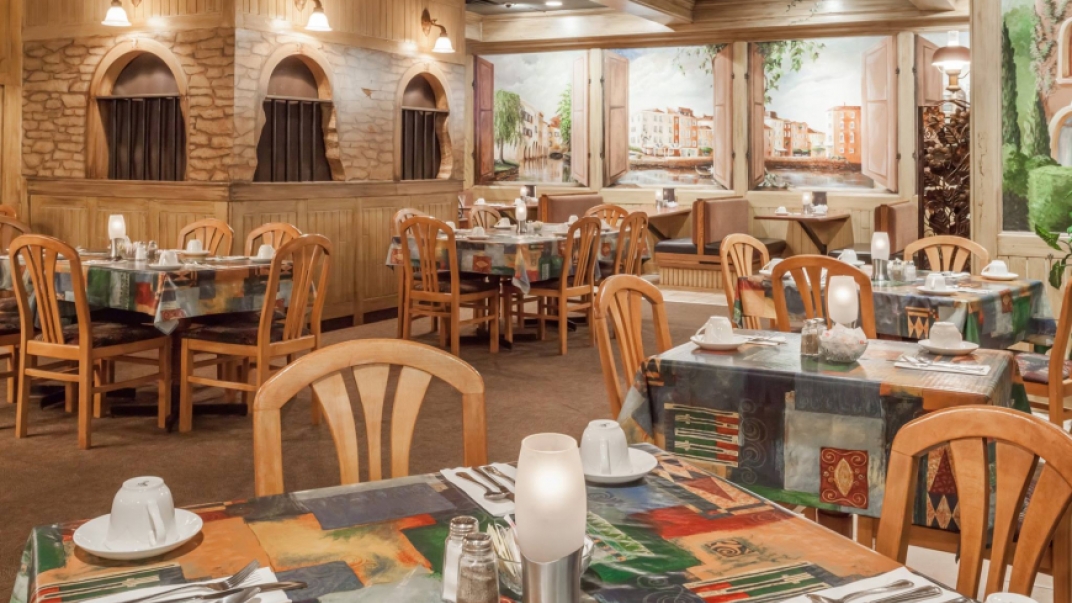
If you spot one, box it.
[109,238,121,261]
[871,258,890,283]
[521,547,583,603]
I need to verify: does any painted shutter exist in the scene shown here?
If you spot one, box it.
[749,44,766,188]
[712,45,733,190]
[474,56,495,183]
[603,50,629,186]
[572,55,589,187]
[915,35,944,106]
[862,36,898,192]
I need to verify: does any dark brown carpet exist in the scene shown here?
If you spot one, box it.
[0,301,723,593]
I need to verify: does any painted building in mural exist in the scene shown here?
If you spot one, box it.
[826,106,862,164]
[630,106,713,157]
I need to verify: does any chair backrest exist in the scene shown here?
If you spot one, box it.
[876,200,918,255]
[585,204,630,228]
[560,216,602,291]
[720,234,770,329]
[695,197,750,248]
[593,275,671,417]
[0,205,17,219]
[612,212,649,277]
[904,235,989,273]
[245,222,302,257]
[876,406,1072,599]
[260,234,331,345]
[399,216,457,300]
[178,218,233,255]
[469,206,501,230]
[0,217,31,254]
[392,208,427,236]
[253,338,487,495]
[9,235,92,348]
[538,193,603,223]
[771,254,876,338]
[1037,276,1072,424]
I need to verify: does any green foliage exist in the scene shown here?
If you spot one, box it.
[1034,219,1072,288]
[699,147,713,155]
[556,84,572,149]
[673,44,727,77]
[756,41,824,103]
[1004,145,1029,198]
[1002,23,1023,151]
[1032,0,1072,95]
[494,90,523,163]
[1023,94,1053,158]
[1028,165,1072,238]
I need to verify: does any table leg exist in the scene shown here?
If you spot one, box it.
[798,222,829,255]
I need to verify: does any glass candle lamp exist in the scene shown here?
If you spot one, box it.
[108,214,127,259]
[827,276,859,327]
[870,232,891,282]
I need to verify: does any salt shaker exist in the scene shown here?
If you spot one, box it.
[147,240,159,263]
[442,516,478,603]
[904,261,917,282]
[456,533,499,603]
[801,318,824,357]
[889,259,904,282]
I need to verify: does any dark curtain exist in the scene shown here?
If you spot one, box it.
[401,109,442,181]
[99,96,185,181]
[254,98,333,183]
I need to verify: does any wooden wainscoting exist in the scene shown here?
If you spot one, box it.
[998,232,1067,314]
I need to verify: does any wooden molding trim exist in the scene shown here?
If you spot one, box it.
[906,0,956,10]
[590,0,695,25]
[26,179,230,201]
[26,178,464,202]
[23,14,231,41]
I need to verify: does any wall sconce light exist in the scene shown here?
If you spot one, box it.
[305,0,332,32]
[932,30,970,100]
[422,9,455,54]
[102,0,132,27]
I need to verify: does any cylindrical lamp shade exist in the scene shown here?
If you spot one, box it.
[827,276,859,327]
[871,232,890,262]
[515,198,528,223]
[802,192,813,207]
[108,214,127,240]
[515,433,587,563]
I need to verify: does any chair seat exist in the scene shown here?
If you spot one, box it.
[1016,353,1072,385]
[0,316,19,336]
[0,297,18,315]
[413,278,498,295]
[530,276,590,291]
[39,322,163,347]
[184,323,309,346]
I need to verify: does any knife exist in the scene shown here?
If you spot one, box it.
[154,581,306,603]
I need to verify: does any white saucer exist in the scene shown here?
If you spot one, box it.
[180,251,210,258]
[981,272,1019,281]
[250,257,273,264]
[466,235,489,241]
[917,286,958,296]
[73,509,203,561]
[690,335,750,351]
[148,264,182,271]
[848,260,866,267]
[584,448,659,485]
[919,339,979,356]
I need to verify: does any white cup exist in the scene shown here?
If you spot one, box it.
[157,250,179,266]
[475,198,486,205]
[580,420,631,477]
[983,260,1009,276]
[762,258,783,273]
[775,206,788,215]
[838,249,858,264]
[985,595,1037,603]
[496,217,511,228]
[567,215,579,225]
[925,273,948,291]
[696,316,734,344]
[929,321,963,348]
[257,244,275,260]
[471,226,486,237]
[106,477,177,550]
[185,239,203,253]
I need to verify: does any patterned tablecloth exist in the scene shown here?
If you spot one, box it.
[0,259,291,334]
[619,332,1028,530]
[736,273,1056,349]
[385,228,623,294]
[11,447,902,603]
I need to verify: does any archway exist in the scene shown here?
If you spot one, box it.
[394,63,454,181]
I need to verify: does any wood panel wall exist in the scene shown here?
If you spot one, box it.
[24,0,222,28]
[0,0,20,214]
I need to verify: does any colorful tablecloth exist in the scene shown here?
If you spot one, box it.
[11,447,901,603]
[0,259,292,334]
[736,273,1056,349]
[385,229,623,294]
[619,332,1028,531]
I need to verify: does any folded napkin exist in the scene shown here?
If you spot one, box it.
[85,568,287,603]
[894,361,991,377]
[782,567,963,603]
[744,335,787,346]
[441,463,517,516]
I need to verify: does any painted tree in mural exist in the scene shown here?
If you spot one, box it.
[494,90,523,163]
[1023,94,1052,158]
[1002,23,1022,151]
[676,41,820,100]
[557,84,572,148]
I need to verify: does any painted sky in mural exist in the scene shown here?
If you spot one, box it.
[485,51,578,119]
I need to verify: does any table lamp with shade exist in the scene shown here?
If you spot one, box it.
[802,192,813,215]
[515,433,586,602]
[108,214,127,260]
[871,231,891,283]
[822,275,870,363]
[827,276,860,328]
[515,198,528,234]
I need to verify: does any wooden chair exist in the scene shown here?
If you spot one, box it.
[875,406,1072,600]
[771,254,876,338]
[393,208,429,339]
[593,275,671,418]
[1014,275,1072,426]
[0,205,17,219]
[584,204,629,228]
[179,235,331,432]
[0,217,30,400]
[469,206,502,230]
[608,212,649,278]
[904,235,990,274]
[721,234,771,330]
[520,217,602,355]
[178,218,234,255]
[252,338,487,496]
[245,222,302,256]
[10,235,171,449]
[399,216,499,357]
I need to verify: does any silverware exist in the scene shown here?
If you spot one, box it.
[121,561,259,603]
[157,582,305,603]
[456,470,509,502]
[474,466,514,501]
[898,354,986,374]
[868,586,944,603]
[805,579,915,603]
[483,465,515,486]
[213,587,260,603]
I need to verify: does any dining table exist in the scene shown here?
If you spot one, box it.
[619,331,1029,535]
[736,271,1057,349]
[753,211,853,255]
[11,446,911,603]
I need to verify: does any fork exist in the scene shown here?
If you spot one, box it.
[805,579,914,603]
[456,470,510,502]
[120,561,260,603]
[475,466,514,501]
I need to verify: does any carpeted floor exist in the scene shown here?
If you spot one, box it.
[0,300,723,593]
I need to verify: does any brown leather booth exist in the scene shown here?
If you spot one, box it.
[830,200,918,260]
[653,198,786,268]
[538,193,604,223]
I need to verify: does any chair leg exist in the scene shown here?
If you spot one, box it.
[65,382,75,413]
[1054,509,1072,603]
[158,340,172,430]
[78,359,93,450]
[179,339,194,433]
[587,296,596,346]
[558,297,568,356]
[503,290,514,344]
[537,298,546,341]
[401,301,413,341]
[93,361,105,419]
[450,306,461,357]
[439,314,448,349]
[239,358,252,409]
[490,293,500,354]
[5,346,14,404]
[14,351,31,438]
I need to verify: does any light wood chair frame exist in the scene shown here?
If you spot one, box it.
[771,254,877,338]
[593,275,671,418]
[245,222,302,256]
[253,338,488,496]
[399,216,499,357]
[0,205,17,219]
[609,212,649,278]
[179,234,331,432]
[0,217,31,402]
[392,208,429,339]
[1019,276,1072,426]
[720,234,771,330]
[875,406,1072,600]
[584,204,630,228]
[178,218,234,255]
[10,235,171,449]
[469,206,502,230]
[904,235,990,274]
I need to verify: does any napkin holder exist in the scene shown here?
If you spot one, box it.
[522,547,583,603]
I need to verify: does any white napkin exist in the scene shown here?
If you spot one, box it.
[894,361,991,376]
[743,335,787,346]
[86,568,288,603]
[441,463,517,516]
[781,568,962,603]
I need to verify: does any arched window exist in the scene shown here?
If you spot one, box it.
[255,56,332,182]
[401,75,447,180]
[98,53,185,181]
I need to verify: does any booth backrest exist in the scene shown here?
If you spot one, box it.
[877,200,918,254]
[539,193,604,223]
[696,197,750,247]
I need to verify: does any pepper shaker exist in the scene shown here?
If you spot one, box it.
[442,516,478,603]
[456,533,499,603]
[801,318,824,358]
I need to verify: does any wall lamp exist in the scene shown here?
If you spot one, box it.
[304,0,332,32]
[422,9,455,54]
[102,0,136,27]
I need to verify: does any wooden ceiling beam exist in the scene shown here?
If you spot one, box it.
[589,0,694,25]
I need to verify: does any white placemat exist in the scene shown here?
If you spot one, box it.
[441,463,517,516]
[894,362,991,376]
[782,568,964,603]
[87,568,287,603]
